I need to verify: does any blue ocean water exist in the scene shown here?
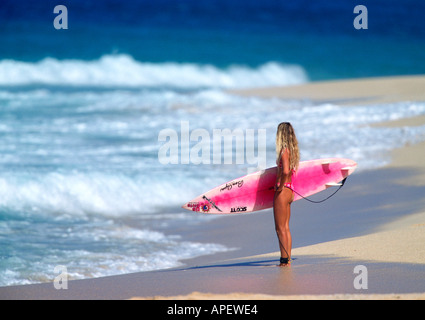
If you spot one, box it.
[1,0,425,286]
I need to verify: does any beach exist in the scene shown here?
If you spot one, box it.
[1,75,424,300]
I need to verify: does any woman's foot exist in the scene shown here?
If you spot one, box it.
[279,257,291,267]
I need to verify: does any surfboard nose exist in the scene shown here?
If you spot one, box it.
[181,199,196,211]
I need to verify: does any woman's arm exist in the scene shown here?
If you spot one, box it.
[281,148,291,176]
[275,148,290,191]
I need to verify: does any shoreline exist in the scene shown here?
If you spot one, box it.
[1,75,425,300]
[229,75,425,106]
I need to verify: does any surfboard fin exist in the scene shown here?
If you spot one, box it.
[325,182,342,188]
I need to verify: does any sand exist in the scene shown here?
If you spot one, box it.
[134,291,425,300]
[240,210,425,266]
[1,75,425,300]
[230,75,425,106]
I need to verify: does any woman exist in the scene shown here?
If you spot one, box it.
[274,122,300,266]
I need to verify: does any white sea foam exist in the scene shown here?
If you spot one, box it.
[0,171,209,219]
[0,219,229,286]
[0,54,308,88]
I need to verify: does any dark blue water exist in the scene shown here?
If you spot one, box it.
[1,0,425,79]
[1,0,425,286]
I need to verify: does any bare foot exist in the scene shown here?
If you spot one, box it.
[278,257,291,267]
[278,262,291,267]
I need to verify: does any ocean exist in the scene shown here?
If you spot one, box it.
[1,0,425,286]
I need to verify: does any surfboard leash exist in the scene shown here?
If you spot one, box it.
[291,177,348,204]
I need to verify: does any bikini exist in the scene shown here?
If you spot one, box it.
[277,160,295,194]
[283,182,293,190]
[277,180,294,197]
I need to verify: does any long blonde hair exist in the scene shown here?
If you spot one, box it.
[276,122,300,172]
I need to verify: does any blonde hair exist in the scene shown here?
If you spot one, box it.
[276,122,300,172]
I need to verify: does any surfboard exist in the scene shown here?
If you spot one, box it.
[182,158,357,214]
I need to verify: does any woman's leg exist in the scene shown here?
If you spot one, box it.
[273,188,293,266]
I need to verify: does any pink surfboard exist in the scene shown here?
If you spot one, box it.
[182,158,357,214]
